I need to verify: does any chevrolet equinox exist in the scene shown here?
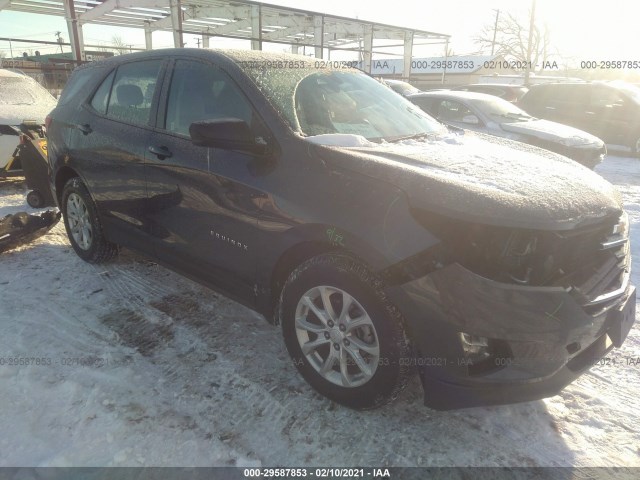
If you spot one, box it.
[47,49,636,410]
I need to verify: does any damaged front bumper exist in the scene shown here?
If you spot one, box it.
[386,262,636,410]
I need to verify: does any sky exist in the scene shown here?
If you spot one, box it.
[0,0,639,64]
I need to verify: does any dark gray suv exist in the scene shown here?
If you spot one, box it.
[46,49,635,410]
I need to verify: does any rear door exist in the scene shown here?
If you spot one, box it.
[586,85,632,145]
[144,58,271,303]
[71,59,166,250]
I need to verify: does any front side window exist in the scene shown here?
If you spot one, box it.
[165,60,253,136]
[436,100,474,122]
[105,60,162,125]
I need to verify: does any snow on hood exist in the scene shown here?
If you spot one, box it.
[500,119,603,146]
[0,102,55,125]
[310,132,622,230]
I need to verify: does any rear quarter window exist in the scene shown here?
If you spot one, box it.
[90,70,115,114]
[57,67,95,105]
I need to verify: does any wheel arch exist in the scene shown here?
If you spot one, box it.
[54,165,81,206]
[266,237,383,325]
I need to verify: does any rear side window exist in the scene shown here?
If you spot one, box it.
[90,70,115,114]
[105,60,162,126]
[58,67,94,105]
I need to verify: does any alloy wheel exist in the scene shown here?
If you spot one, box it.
[294,285,380,388]
[66,193,93,250]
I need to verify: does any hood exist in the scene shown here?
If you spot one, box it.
[0,102,56,125]
[308,132,622,230]
[500,119,603,147]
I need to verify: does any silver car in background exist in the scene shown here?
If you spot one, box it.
[408,90,606,169]
[0,69,57,174]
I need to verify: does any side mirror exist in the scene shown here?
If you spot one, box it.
[461,114,480,125]
[189,118,266,153]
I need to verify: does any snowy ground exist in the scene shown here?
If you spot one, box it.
[0,155,639,468]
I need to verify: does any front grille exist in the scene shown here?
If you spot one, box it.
[550,213,630,306]
[411,209,630,304]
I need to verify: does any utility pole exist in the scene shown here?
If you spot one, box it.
[490,9,500,56]
[55,31,64,53]
[196,37,201,48]
[524,0,537,86]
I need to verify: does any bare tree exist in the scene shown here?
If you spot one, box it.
[111,35,128,55]
[474,10,551,67]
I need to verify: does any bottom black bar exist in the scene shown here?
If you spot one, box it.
[0,467,638,480]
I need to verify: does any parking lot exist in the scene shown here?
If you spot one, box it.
[0,155,638,468]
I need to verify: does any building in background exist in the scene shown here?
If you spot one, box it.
[1,50,113,95]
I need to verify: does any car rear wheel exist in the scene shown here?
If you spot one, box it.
[280,253,409,409]
[26,190,44,208]
[61,177,118,263]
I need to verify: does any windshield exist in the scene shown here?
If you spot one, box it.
[469,96,533,122]
[0,76,56,106]
[238,61,444,141]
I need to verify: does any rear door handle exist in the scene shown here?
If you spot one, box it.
[76,123,92,135]
[148,145,172,160]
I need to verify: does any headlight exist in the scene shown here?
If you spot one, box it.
[410,209,541,284]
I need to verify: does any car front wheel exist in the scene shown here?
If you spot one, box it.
[280,254,410,409]
[61,177,118,263]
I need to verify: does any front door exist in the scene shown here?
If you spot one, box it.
[144,58,271,303]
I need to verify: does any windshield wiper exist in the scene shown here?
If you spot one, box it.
[385,132,438,143]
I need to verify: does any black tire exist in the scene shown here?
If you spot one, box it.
[26,190,44,208]
[61,177,118,263]
[279,253,410,410]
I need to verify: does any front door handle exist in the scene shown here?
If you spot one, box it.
[148,145,172,160]
[77,123,92,135]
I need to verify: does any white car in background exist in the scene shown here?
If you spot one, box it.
[0,69,57,173]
